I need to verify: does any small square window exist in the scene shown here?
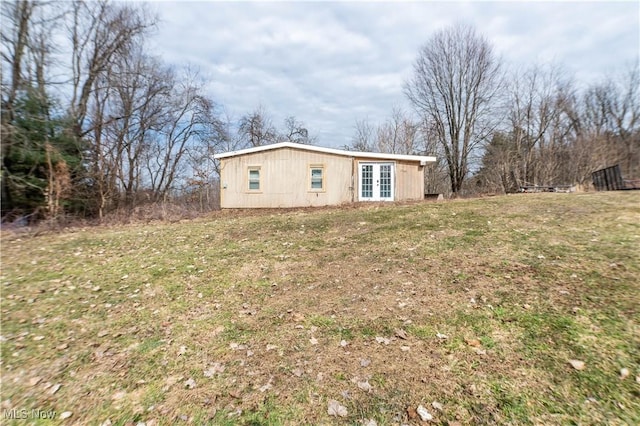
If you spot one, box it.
[309,165,324,191]
[248,167,260,191]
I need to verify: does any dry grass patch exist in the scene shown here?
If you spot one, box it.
[1,192,639,425]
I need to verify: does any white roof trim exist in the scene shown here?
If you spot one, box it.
[213,141,436,163]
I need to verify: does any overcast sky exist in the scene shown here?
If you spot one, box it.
[150,1,639,149]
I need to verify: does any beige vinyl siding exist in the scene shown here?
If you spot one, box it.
[394,160,425,200]
[219,147,353,208]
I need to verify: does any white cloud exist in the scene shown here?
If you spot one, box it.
[150,0,639,148]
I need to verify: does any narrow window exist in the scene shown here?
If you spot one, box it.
[248,167,260,191]
[309,165,324,191]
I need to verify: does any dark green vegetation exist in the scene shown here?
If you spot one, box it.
[1,193,638,425]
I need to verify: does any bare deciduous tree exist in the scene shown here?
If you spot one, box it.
[505,64,574,187]
[279,116,316,144]
[1,0,34,110]
[608,64,640,178]
[348,118,374,151]
[186,109,235,211]
[238,105,277,147]
[2,0,37,210]
[67,0,156,138]
[405,23,502,195]
[375,107,420,155]
[147,69,221,203]
[348,109,420,155]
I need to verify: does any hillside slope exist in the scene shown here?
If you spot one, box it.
[2,193,639,425]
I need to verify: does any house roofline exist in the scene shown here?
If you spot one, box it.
[213,141,437,163]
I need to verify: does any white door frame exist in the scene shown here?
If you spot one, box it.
[358,162,395,201]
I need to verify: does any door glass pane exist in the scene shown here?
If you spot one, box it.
[380,164,391,198]
[361,165,373,198]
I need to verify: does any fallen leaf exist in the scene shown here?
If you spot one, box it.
[364,419,378,426]
[259,381,273,392]
[619,368,630,379]
[465,338,481,347]
[395,328,408,340]
[178,345,187,355]
[432,401,443,411]
[28,377,42,387]
[207,408,217,419]
[203,363,225,377]
[309,337,318,345]
[59,411,72,420]
[184,378,196,389]
[112,391,126,400]
[375,336,390,345]
[360,359,371,367]
[568,359,585,370]
[327,399,348,417]
[97,330,109,338]
[50,384,62,394]
[357,381,373,392]
[340,339,348,347]
[164,375,183,389]
[400,346,410,352]
[436,332,448,340]
[416,404,433,421]
[228,342,247,350]
[407,406,418,419]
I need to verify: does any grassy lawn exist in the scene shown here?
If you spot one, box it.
[1,192,639,425]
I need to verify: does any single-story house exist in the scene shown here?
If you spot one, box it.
[213,142,436,208]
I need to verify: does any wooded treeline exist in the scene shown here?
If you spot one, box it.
[355,24,639,196]
[2,3,638,224]
[1,0,314,223]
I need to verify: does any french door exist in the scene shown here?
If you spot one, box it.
[359,162,394,201]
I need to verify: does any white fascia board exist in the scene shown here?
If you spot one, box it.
[213,141,436,163]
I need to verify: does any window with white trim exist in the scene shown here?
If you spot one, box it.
[248,166,261,191]
[309,165,324,191]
